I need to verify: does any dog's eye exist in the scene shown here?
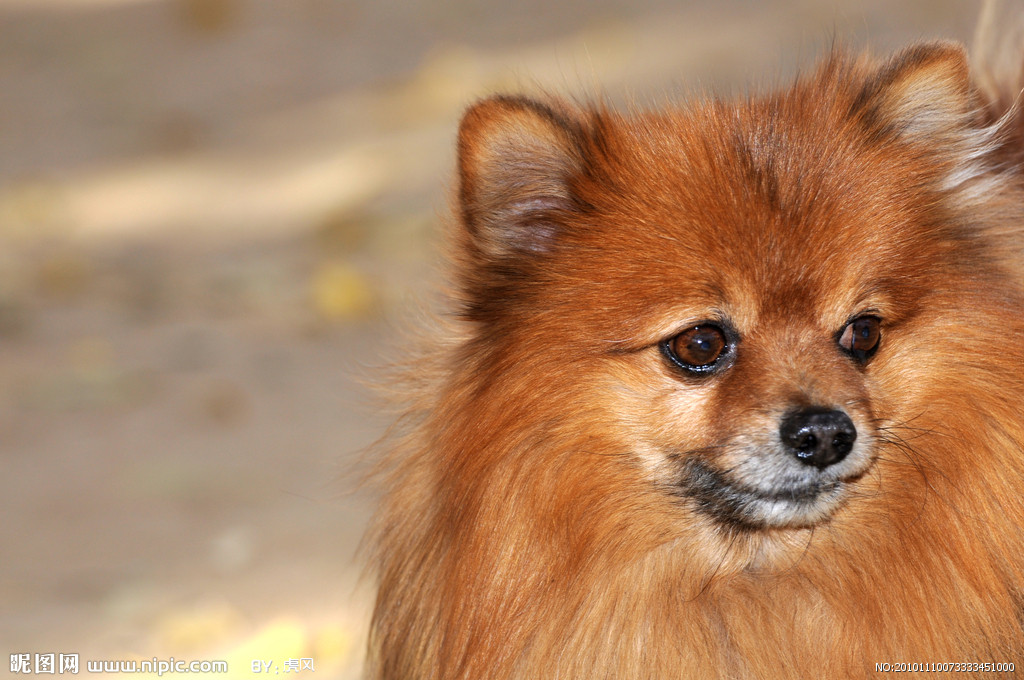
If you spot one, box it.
[663,324,729,374]
[838,316,881,363]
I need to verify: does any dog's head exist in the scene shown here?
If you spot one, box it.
[451,43,1008,541]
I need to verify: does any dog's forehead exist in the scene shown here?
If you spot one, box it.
[560,140,915,339]
[599,109,864,232]
[589,117,888,271]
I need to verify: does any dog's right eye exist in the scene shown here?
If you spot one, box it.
[662,324,730,374]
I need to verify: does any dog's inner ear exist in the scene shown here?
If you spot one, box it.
[861,42,977,145]
[457,96,584,258]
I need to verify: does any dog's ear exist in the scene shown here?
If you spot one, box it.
[456,96,585,259]
[860,41,977,144]
[858,41,1005,199]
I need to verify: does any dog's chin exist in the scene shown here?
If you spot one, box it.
[679,459,852,530]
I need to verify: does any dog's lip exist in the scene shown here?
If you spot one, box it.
[678,458,852,528]
[682,458,840,500]
[743,478,840,503]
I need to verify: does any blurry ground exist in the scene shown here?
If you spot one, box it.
[0,0,980,677]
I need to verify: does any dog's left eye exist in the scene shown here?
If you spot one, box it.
[838,316,881,362]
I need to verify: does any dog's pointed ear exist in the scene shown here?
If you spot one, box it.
[457,96,585,258]
[861,42,976,144]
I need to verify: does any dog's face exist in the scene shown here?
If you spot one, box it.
[533,114,898,532]
[455,45,998,539]
[589,230,888,532]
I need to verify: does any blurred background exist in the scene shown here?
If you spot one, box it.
[0,0,982,677]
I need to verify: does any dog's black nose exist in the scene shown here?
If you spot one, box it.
[779,407,857,469]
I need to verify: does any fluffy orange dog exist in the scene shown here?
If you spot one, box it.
[366,32,1024,679]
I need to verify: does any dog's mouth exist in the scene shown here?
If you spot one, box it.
[678,459,853,530]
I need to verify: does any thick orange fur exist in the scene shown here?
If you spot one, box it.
[366,38,1024,679]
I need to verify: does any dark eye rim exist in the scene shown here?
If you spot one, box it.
[836,314,882,364]
[660,321,738,376]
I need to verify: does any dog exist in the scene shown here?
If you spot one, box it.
[365,15,1024,679]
